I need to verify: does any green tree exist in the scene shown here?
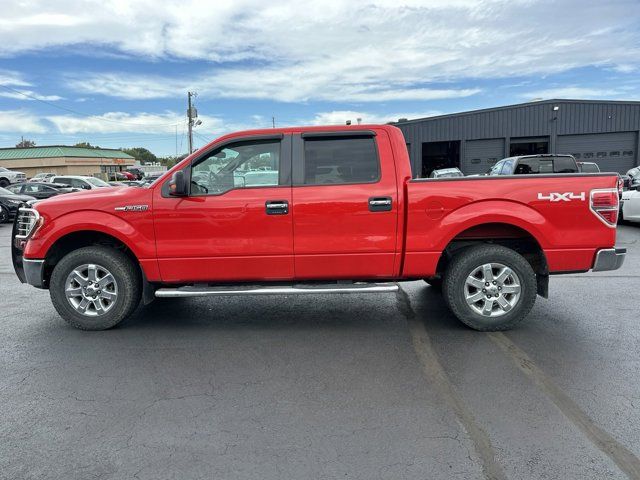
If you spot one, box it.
[16,138,36,148]
[121,147,158,164]
[74,142,100,149]
[158,154,188,168]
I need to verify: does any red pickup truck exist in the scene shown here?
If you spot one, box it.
[11,125,625,331]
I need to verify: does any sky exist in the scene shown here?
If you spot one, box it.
[0,0,639,157]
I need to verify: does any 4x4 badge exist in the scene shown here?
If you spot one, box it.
[537,192,585,202]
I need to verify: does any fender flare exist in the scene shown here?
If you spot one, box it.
[436,200,550,252]
[35,210,153,260]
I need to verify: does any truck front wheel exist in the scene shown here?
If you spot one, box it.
[50,246,141,330]
[442,244,537,331]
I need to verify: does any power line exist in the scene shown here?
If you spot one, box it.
[193,131,214,145]
[0,84,187,127]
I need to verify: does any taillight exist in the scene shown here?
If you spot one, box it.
[617,177,624,198]
[590,189,619,227]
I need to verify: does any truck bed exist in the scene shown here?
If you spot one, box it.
[401,173,619,277]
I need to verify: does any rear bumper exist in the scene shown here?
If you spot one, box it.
[592,248,626,272]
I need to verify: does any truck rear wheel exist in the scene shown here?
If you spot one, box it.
[442,244,536,331]
[50,246,141,330]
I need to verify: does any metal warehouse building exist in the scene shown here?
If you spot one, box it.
[394,99,640,177]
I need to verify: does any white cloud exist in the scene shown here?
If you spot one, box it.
[68,70,481,103]
[0,70,31,87]
[522,86,631,100]
[0,69,63,101]
[307,110,442,125]
[46,111,197,134]
[1,0,635,103]
[0,90,64,101]
[0,110,48,133]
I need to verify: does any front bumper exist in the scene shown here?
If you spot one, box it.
[11,210,46,288]
[22,258,45,288]
[592,248,626,272]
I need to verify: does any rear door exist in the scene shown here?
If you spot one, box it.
[291,130,398,279]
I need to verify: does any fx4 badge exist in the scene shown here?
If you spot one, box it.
[537,192,585,202]
[114,205,150,212]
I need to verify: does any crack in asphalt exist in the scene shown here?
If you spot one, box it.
[397,287,508,480]
[489,332,640,480]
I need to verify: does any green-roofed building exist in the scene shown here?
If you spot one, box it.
[0,145,135,178]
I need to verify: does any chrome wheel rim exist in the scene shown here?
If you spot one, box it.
[65,264,118,317]
[464,263,521,318]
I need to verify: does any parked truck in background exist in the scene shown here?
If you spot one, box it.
[12,125,625,331]
[488,154,579,176]
[0,166,27,187]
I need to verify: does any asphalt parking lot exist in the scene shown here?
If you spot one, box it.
[1,223,639,480]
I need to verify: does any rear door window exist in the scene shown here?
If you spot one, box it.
[302,136,379,185]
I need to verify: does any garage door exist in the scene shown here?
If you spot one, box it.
[463,139,505,175]
[556,132,637,174]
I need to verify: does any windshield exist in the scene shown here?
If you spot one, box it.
[86,177,110,187]
[0,187,13,195]
[0,167,8,172]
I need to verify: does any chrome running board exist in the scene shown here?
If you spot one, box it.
[155,282,399,298]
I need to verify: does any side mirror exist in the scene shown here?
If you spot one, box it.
[169,170,187,196]
[82,184,91,190]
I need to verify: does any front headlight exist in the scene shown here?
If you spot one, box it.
[7,199,22,205]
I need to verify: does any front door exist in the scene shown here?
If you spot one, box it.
[291,130,398,279]
[153,135,294,283]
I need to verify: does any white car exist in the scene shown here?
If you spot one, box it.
[0,166,27,187]
[50,175,112,190]
[621,187,640,223]
[29,172,56,183]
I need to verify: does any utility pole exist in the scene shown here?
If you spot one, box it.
[187,92,195,154]
[186,91,203,154]
[272,116,275,128]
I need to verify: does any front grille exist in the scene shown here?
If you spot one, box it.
[15,208,40,239]
[16,174,26,182]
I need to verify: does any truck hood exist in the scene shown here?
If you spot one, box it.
[32,186,153,221]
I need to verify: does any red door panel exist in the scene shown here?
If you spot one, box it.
[291,130,398,279]
[153,187,293,283]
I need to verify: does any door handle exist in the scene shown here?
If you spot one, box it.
[368,196,392,212]
[265,200,289,215]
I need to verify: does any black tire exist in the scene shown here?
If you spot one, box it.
[0,178,9,188]
[50,246,141,330]
[423,277,442,290]
[0,206,8,223]
[442,244,536,331]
